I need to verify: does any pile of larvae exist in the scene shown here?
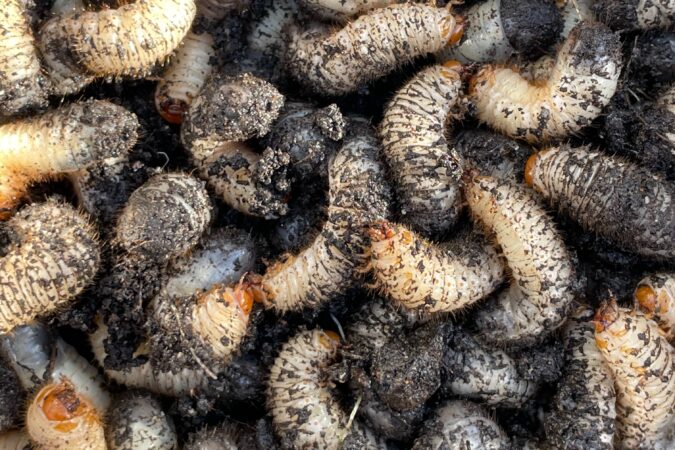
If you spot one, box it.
[0,0,674,449]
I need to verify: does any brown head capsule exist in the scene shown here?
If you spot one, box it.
[635,273,675,341]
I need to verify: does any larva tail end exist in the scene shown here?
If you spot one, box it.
[367,221,396,243]
[157,98,189,125]
[635,285,658,316]
[594,298,620,333]
[318,330,340,350]
[524,152,540,186]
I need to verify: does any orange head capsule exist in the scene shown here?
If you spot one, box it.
[157,98,188,125]
[318,330,340,350]
[635,285,658,315]
[524,152,540,186]
[594,298,620,333]
[367,221,396,242]
[443,15,465,47]
[42,385,81,422]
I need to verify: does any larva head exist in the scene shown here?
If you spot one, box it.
[28,381,101,438]
[156,96,189,125]
[367,221,396,243]
[440,60,464,79]
[635,284,659,316]
[524,152,540,186]
[441,14,465,47]
[317,330,340,352]
[467,66,495,96]
[634,275,672,318]
[593,297,620,334]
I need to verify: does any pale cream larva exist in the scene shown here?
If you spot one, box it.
[635,273,675,341]
[26,381,106,450]
[595,299,675,450]
[557,0,596,37]
[366,221,505,315]
[39,0,197,95]
[0,0,50,117]
[379,62,464,235]
[594,0,674,30]
[525,145,675,259]
[469,21,622,144]
[465,176,575,346]
[286,3,464,95]
[299,0,395,20]
[247,0,298,60]
[0,100,138,218]
[105,392,177,450]
[0,429,31,450]
[0,201,100,335]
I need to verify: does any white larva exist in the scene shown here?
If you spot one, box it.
[247,0,298,60]
[299,0,395,20]
[469,21,622,144]
[594,0,675,30]
[286,3,464,95]
[525,145,675,259]
[0,100,138,218]
[0,429,31,450]
[558,0,596,37]
[411,400,510,450]
[595,299,675,449]
[0,0,49,117]
[105,392,177,450]
[366,221,505,315]
[635,273,675,341]
[465,176,575,346]
[26,381,106,450]
[0,201,100,335]
[379,62,464,235]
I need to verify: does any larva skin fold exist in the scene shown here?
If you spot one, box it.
[465,176,575,346]
[106,392,177,450]
[545,306,616,450]
[594,0,675,30]
[0,100,139,219]
[411,400,510,450]
[0,429,31,450]
[0,201,100,335]
[366,221,505,315]
[0,0,49,117]
[469,21,622,144]
[286,3,465,96]
[595,299,675,449]
[258,128,392,313]
[635,272,675,341]
[299,0,395,20]
[379,63,464,235]
[525,146,675,259]
[26,381,106,450]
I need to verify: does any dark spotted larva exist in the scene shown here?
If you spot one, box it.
[545,305,616,450]
[465,176,575,346]
[594,0,675,30]
[635,272,675,341]
[299,0,395,20]
[437,0,562,64]
[26,381,106,450]
[257,126,392,313]
[39,0,196,96]
[379,62,464,235]
[0,201,100,335]
[525,145,675,259]
[0,0,49,117]
[595,298,675,449]
[412,400,510,450]
[247,0,298,61]
[0,100,139,218]
[366,221,505,315]
[105,392,177,450]
[469,21,622,144]
[0,430,31,450]
[286,3,465,95]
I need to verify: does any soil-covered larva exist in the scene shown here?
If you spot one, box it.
[247,0,298,61]
[545,305,616,450]
[0,100,139,218]
[366,221,505,315]
[412,400,510,450]
[469,21,622,144]
[183,422,257,450]
[635,272,675,341]
[26,381,106,450]
[525,145,675,259]
[105,392,177,450]
[595,298,675,449]
[0,429,31,450]
[0,0,50,117]
[465,176,575,346]
[257,126,392,313]
[594,0,674,30]
[286,3,465,95]
[558,0,596,37]
[299,0,395,20]
[442,327,536,408]
[268,328,386,450]
[438,0,562,64]
[379,62,464,235]
[0,201,100,335]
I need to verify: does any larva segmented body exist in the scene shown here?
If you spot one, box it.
[595,299,675,449]
[545,306,616,450]
[594,0,675,30]
[465,176,575,345]
[525,146,675,259]
[635,273,675,341]
[247,0,298,60]
[0,0,49,117]
[469,21,622,144]
[26,381,106,450]
[0,430,31,450]
[0,201,99,335]
[299,0,395,20]
[367,221,505,314]
[259,127,392,313]
[380,63,464,235]
[558,0,596,37]
[184,423,257,450]
[106,392,177,450]
[443,327,536,408]
[0,100,138,218]
[286,4,464,95]
[412,400,510,450]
